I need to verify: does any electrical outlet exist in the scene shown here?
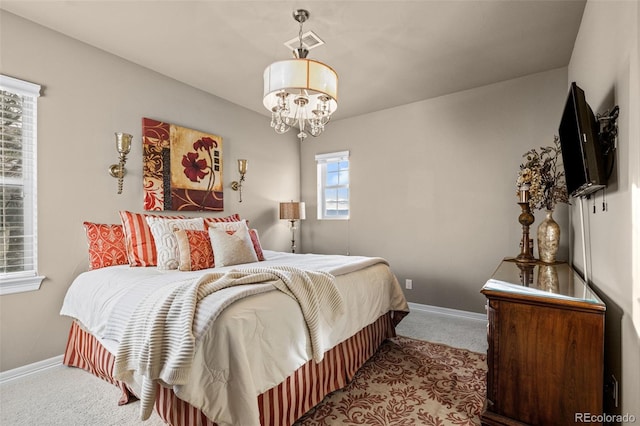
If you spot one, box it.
[405,279,412,290]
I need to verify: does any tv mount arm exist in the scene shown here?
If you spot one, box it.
[597,105,620,179]
[597,105,619,155]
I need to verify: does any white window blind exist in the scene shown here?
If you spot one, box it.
[316,151,350,220]
[0,75,44,295]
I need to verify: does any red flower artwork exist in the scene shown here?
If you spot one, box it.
[182,136,219,199]
[182,152,209,183]
[193,136,217,151]
[143,118,223,211]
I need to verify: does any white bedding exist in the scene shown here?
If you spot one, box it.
[60,250,409,426]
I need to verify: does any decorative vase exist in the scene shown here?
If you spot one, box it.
[537,264,559,292]
[537,210,560,263]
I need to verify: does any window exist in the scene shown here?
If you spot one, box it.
[0,75,43,295]
[316,151,350,219]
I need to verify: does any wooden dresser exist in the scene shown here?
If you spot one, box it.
[481,259,605,426]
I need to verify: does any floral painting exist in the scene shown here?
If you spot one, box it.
[143,117,223,211]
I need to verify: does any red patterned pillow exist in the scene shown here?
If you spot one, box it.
[119,211,184,267]
[174,229,215,271]
[249,229,265,261]
[83,222,128,270]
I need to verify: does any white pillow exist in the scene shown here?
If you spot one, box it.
[146,217,204,270]
[207,219,249,233]
[208,225,258,267]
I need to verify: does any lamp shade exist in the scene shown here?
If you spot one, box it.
[263,59,338,116]
[279,201,306,220]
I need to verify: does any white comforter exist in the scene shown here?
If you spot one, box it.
[60,250,409,426]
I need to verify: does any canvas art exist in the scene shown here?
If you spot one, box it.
[143,117,223,211]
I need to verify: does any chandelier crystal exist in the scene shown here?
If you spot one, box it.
[263,9,338,142]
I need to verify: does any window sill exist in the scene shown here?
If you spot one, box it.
[0,275,45,295]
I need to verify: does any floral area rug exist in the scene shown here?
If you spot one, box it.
[295,336,487,426]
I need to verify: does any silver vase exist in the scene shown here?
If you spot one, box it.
[537,210,560,263]
[537,264,559,292]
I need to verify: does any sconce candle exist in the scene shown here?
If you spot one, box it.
[108,132,133,194]
[519,184,530,203]
[238,159,248,175]
[231,159,248,202]
[515,189,536,264]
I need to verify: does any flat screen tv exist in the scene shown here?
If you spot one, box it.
[558,82,607,198]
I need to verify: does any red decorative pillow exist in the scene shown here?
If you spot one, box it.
[249,229,265,261]
[83,222,128,270]
[174,229,215,271]
[119,211,184,267]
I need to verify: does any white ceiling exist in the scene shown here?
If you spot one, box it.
[1,0,586,121]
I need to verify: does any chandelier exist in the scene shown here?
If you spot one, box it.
[263,9,338,142]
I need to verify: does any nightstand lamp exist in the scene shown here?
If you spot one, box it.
[279,201,305,253]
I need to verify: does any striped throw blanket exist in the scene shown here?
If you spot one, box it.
[113,266,345,420]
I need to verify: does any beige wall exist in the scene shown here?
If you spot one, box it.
[567,0,639,416]
[3,7,638,418]
[0,11,300,371]
[301,68,569,313]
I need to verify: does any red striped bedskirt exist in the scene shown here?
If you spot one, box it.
[63,311,402,426]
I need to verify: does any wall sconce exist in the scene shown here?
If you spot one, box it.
[279,201,306,253]
[230,159,248,202]
[108,132,133,194]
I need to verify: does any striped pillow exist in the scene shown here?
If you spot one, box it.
[83,222,129,270]
[119,211,184,267]
[203,214,241,226]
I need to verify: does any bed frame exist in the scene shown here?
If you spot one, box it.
[63,311,404,426]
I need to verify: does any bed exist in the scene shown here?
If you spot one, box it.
[61,244,409,426]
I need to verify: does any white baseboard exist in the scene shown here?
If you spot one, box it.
[0,354,64,384]
[407,302,487,322]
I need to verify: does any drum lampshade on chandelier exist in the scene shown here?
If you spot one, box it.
[263,9,338,142]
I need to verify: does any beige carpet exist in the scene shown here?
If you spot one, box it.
[295,336,487,426]
[1,335,486,425]
[0,365,165,426]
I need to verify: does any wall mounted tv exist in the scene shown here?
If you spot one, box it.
[558,82,607,198]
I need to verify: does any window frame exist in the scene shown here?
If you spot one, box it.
[316,150,350,220]
[0,75,44,295]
